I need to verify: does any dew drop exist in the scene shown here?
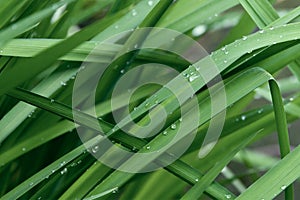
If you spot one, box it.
[188,75,198,82]
[60,81,67,86]
[242,36,247,41]
[147,0,154,6]
[195,178,199,182]
[289,97,294,101]
[259,30,264,34]
[114,25,119,29]
[223,59,228,64]
[269,26,274,30]
[60,168,68,175]
[179,118,183,122]
[258,109,264,114]
[192,25,207,37]
[225,194,232,199]
[162,131,168,136]
[29,182,34,186]
[280,185,287,190]
[279,35,283,38]
[50,99,55,103]
[132,9,137,16]
[91,145,99,153]
[134,44,138,49]
[22,147,26,151]
[241,115,246,121]
[170,124,177,130]
[146,146,151,150]
[120,69,125,74]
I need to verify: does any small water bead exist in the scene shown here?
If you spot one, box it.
[60,81,67,86]
[114,25,119,29]
[195,178,199,182]
[258,109,264,114]
[188,75,199,82]
[241,115,246,121]
[134,44,138,49]
[60,168,68,175]
[29,182,34,186]
[279,35,283,39]
[146,146,151,150]
[280,185,287,190]
[223,59,228,64]
[60,161,66,167]
[147,0,154,6]
[179,118,183,122]
[269,27,274,30]
[192,25,207,37]
[170,124,177,130]
[225,194,232,199]
[50,99,55,103]
[289,97,294,101]
[259,30,264,33]
[132,9,138,16]
[162,131,168,136]
[91,145,99,153]
[242,36,247,41]
[22,147,26,151]
[120,69,125,74]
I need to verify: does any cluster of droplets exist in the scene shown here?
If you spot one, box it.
[91,145,99,153]
[60,167,68,175]
[132,9,138,16]
[28,110,35,118]
[183,65,200,83]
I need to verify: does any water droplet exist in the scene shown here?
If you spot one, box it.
[223,59,228,64]
[0,49,3,53]
[22,147,26,151]
[12,25,17,30]
[162,131,168,136]
[195,178,199,182]
[60,161,66,167]
[225,194,232,199]
[147,0,154,6]
[258,109,264,114]
[146,146,151,150]
[29,182,34,186]
[192,25,207,37]
[134,107,138,111]
[120,69,125,74]
[145,102,150,108]
[259,30,264,34]
[188,75,198,82]
[50,99,55,103]
[114,25,119,29]
[134,44,138,49]
[214,13,218,17]
[60,81,67,86]
[242,36,247,41]
[289,97,294,101]
[91,145,99,153]
[170,124,177,130]
[77,160,82,164]
[132,146,137,151]
[279,35,283,39]
[269,27,274,30]
[60,168,68,175]
[179,118,183,122]
[132,9,137,16]
[235,118,239,122]
[241,115,246,121]
[280,185,286,190]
